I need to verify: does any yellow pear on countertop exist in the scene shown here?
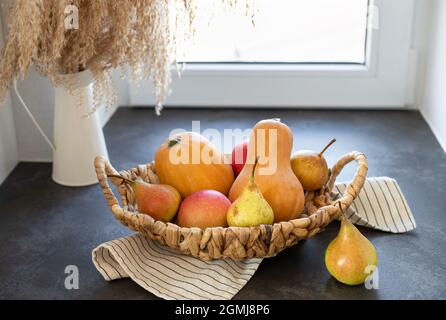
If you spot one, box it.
[325,203,378,285]
[226,157,274,227]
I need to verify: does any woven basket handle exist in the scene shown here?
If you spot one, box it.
[326,151,368,209]
[94,156,121,210]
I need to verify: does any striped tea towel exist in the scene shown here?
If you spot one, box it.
[92,234,262,300]
[92,176,416,300]
[334,177,416,233]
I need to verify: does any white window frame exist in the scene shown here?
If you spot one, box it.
[129,0,416,108]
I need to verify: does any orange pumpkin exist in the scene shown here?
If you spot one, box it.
[229,119,305,222]
[154,132,234,198]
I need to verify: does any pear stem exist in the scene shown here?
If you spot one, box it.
[251,156,260,180]
[107,174,134,185]
[337,202,348,221]
[319,138,336,157]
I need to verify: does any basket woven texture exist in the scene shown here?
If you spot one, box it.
[95,151,368,260]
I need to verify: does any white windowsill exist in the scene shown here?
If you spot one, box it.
[172,63,371,78]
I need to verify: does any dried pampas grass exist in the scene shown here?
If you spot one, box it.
[0,0,254,115]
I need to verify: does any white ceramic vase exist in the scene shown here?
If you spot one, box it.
[52,70,109,186]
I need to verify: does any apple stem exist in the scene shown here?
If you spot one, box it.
[107,174,134,185]
[319,138,336,157]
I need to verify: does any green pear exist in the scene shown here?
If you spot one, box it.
[226,157,274,227]
[325,205,378,285]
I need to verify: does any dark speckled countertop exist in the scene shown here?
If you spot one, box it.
[0,108,445,299]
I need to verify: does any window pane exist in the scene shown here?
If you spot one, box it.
[182,0,369,64]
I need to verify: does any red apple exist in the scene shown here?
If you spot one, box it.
[231,140,248,177]
[177,190,231,229]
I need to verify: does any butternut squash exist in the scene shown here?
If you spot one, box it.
[229,119,305,222]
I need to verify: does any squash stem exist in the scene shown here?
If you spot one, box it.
[168,137,181,147]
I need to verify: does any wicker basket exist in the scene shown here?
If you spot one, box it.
[95,151,367,260]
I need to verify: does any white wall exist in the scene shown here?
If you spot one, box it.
[409,0,433,108]
[0,13,18,184]
[418,0,446,152]
[0,93,17,184]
